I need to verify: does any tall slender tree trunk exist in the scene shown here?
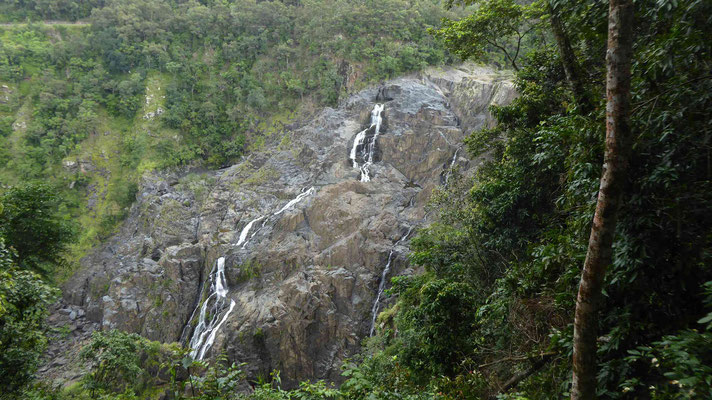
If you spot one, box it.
[548,3,591,113]
[570,0,634,399]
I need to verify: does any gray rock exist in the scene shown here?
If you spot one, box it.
[51,358,67,367]
[58,64,517,387]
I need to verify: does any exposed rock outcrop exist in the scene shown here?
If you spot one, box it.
[57,64,517,387]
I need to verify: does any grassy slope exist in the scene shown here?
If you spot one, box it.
[0,24,163,278]
[0,24,306,278]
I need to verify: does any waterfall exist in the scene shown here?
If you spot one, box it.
[443,146,461,185]
[185,187,317,359]
[239,187,315,248]
[188,257,236,360]
[349,130,367,169]
[197,300,235,360]
[237,216,264,247]
[350,104,384,182]
[370,227,413,336]
[275,187,315,215]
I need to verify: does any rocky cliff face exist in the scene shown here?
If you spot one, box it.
[58,64,517,386]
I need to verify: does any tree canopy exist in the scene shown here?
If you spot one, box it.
[0,183,76,275]
[0,238,60,395]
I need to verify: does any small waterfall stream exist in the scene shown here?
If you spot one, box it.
[350,104,384,182]
[370,227,413,336]
[237,216,264,247]
[188,257,236,359]
[185,187,316,360]
[274,187,316,215]
[443,146,461,185]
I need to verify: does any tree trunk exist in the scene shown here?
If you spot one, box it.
[548,3,592,113]
[570,0,634,399]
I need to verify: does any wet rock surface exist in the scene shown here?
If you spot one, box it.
[52,64,517,387]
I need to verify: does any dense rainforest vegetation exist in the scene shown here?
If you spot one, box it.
[1,0,711,399]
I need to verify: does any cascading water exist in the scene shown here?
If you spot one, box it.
[275,187,316,215]
[350,130,367,169]
[237,216,264,247]
[188,257,236,360]
[185,187,317,359]
[443,146,461,185]
[350,104,384,182]
[370,227,413,336]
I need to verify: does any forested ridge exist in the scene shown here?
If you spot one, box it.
[1,0,711,399]
[0,0,455,268]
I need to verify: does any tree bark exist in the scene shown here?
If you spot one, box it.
[489,352,557,399]
[548,3,592,113]
[570,0,634,399]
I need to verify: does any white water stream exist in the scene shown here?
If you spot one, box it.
[350,104,384,182]
[237,216,264,247]
[443,146,461,185]
[369,227,413,336]
[275,187,316,215]
[185,187,317,360]
[188,257,236,359]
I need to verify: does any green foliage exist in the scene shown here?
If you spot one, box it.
[77,332,244,399]
[392,276,479,378]
[0,238,60,396]
[0,183,76,275]
[0,0,104,22]
[432,0,524,69]
[621,281,712,399]
[192,359,245,400]
[339,354,445,399]
[71,333,343,400]
[433,0,539,70]
[348,0,712,398]
[162,352,246,400]
[247,372,340,400]
[104,72,145,118]
[1,0,710,398]
[0,0,457,267]
[235,259,262,283]
[0,116,13,137]
[79,330,155,396]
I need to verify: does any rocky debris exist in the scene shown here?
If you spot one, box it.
[12,119,26,131]
[1,84,12,103]
[62,160,78,172]
[143,107,164,120]
[62,159,96,174]
[54,64,517,387]
[38,302,99,386]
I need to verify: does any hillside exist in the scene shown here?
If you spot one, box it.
[0,0,459,273]
[42,64,515,388]
[1,0,711,399]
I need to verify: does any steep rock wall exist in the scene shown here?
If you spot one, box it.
[58,64,517,387]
